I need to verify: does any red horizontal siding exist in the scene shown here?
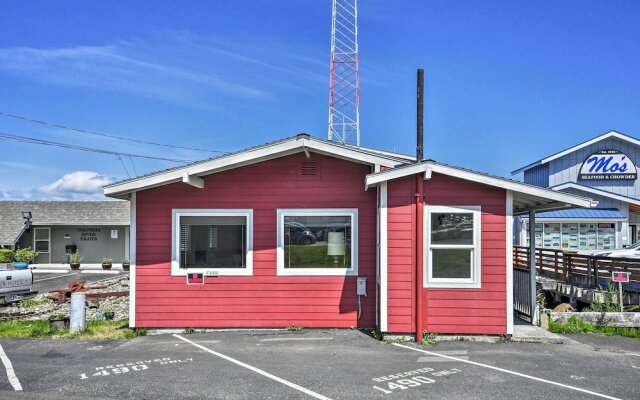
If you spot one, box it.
[386,173,507,335]
[135,153,377,329]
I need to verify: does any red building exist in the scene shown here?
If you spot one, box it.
[105,134,593,337]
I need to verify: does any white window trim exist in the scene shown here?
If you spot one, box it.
[171,209,253,277]
[424,205,482,288]
[277,208,358,276]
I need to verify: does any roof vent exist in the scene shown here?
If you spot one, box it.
[301,160,317,176]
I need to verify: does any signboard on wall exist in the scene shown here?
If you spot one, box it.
[186,273,204,285]
[579,150,637,180]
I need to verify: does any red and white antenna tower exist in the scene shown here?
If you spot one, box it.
[328,0,360,146]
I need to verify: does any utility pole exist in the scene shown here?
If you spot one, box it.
[328,0,360,146]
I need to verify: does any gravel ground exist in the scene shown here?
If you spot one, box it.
[0,275,129,322]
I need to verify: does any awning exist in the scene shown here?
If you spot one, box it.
[520,208,625,220]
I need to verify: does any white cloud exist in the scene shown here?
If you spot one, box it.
[38,171,113,198]
[0,39,267,108]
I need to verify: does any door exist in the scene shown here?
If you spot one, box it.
[33,227,51,264]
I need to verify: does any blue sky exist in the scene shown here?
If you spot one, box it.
[0,0,638,199]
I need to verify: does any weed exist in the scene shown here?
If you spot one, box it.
[370,328,383,341]
[19,298,51,309]
[286,325,303,332]
[0,319,144,339]
[420,330,438,346]
[587,283,622,313]
[183,328,196,334]
[549,316,640,339]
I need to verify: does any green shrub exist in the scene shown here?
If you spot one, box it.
[14,247,38,262]
[0,249,14,263]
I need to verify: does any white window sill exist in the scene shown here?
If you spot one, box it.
[170,263,252,277]
[278,268,358,276]
[425,280,481,289]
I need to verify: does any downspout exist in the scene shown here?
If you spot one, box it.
[415,177,424,342]
[415,68,425,342]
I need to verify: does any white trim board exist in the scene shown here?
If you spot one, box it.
[551,182,640,207]
[506,191,514,335]
[379,182,388,332]
[511,130,640,175]
[129,192,136,328]
[365,162,597,211]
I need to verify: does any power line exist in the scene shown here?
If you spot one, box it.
[128,156,138,177]
[117,155,131,178]
[0,131,193,163]
[0,111,229,154]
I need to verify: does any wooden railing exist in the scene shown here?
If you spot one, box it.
[513,246,640,292]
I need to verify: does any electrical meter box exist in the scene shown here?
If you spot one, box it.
[356,277,367,296]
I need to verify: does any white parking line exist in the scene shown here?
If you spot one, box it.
[32,270,70,274]
[174,334,332,400]
[393,344,622,400]
[260,337,334,342]
[624,352,640,357]
[34,273,77,282]
[0,344,23,391]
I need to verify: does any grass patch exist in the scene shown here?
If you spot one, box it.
[19,298,52,309]
[286,325,304,332]
[549,316,640,339]
[0,319,146,339]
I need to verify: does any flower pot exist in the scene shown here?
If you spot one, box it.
[102,263,112,270]
[70,263,81,270]
[13,262,28,270]
[122,263,130,271]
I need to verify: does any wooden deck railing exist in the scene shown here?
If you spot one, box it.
[513,246,640,291]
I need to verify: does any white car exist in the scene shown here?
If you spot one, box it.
[579,242,640,258]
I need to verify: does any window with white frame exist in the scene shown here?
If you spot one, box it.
[277,209,358,276]
[425,205,481,288]
[172,209,253,276]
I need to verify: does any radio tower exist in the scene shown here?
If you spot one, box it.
[328,0,360,146]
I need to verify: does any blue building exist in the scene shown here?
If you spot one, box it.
[512,131,640,251]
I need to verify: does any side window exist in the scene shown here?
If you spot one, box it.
[277,209,358,276]
[425,206,481,288]
[171,209,253,276]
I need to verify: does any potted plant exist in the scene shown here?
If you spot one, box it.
[69,250,83,270]
[13,247,38,269]
[122,258,130,271]
[101,257,113,270]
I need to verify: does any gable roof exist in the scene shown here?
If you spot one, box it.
[365,160,598,215]
[0,201,130,246]
[511,130,640,175]
[550,182,640,207]
[104,134,414,197]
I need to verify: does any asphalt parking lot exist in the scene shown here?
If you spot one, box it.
[0,330,638,399]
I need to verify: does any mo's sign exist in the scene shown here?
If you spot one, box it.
[579,150,637,181]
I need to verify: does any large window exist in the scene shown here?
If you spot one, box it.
[424,206,481,288]
[525,221,616,250]
[172,209,253,276]
[277,209,358,276]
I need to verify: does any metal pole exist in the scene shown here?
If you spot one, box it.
[416,69,424,162]
[619,281,623,313]
[529,210,539,325]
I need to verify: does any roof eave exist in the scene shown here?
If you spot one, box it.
[105,136,407,197]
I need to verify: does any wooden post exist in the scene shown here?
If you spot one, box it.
[529,210,538,325]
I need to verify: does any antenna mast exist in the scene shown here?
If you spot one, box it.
[328,0,360,146]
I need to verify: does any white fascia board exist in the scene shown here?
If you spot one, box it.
[428,164,597,209]
[366,162,597,209]
[552,182,640,207]
[511,131,639,175]
[105,137,404,197]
